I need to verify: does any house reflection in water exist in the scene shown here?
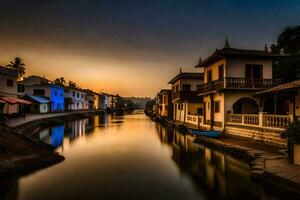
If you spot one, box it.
[155,124,270,199]
[37,114,109,150]
[50,125,64,148]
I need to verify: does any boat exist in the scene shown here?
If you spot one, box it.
[191,130,221,138]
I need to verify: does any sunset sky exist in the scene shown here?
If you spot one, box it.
[0,0,300,97]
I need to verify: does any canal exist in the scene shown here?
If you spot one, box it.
[1,111,284,199]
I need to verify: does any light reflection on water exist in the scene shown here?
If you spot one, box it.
[0,112,286,200]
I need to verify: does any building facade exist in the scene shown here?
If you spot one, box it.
[64,87,88,110]
[195,43,283,131]
[169,72,204,123]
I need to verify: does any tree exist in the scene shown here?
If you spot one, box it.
[54,77,67,87]
[271,26,300,55]
[6,57,26,78]
[68,80,78,89]
[271,25,300,82]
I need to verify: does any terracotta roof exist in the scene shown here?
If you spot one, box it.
[196,47,286,68]
[256,80,300,95]
[0,66,18,77]
[168,72,204,84]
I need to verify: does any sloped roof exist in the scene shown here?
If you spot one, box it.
[0,66,18,77]
[27,95,50,103]
[168,72,204,84]
[256,80,300,95]
[196,47,285,68]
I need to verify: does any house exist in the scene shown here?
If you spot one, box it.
[156,89,173,119]
[83,89,101,110]
[0,66,30,115]
[17,75,50,96]
[21,82,65,112]
[23,95,50,113]
[255,80,300,118]
[195,40,284,131]
[99,93,110,111]
[64,87,88,110]
[168,72,204,124]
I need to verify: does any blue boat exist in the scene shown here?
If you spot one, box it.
[191,130,221,138]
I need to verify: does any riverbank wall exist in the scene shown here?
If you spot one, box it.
[145,110,300,197]
[0,110,104,179]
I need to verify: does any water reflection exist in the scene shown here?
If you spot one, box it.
[155,124,272,200]
[37,114,109,150]
[0,113,294,200]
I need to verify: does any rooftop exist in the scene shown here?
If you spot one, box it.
[0,66,18,77]
[168,72,204,84]
[256,79,300,95]
[195,46,286,68]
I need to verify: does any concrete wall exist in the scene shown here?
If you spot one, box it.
[226,58,273,79]
[204,59,226,83]
[0,74,18,96]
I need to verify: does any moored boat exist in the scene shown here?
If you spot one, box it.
[191,130,221,138]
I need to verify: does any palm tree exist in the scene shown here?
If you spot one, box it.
[68,80,78,89]
[6,57,26,78]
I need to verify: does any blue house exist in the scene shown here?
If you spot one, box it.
[30,83,64,112]
[50,85,64,112]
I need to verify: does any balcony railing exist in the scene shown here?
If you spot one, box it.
[172,91,201,101]
[226,113,293,129]
[197,77,281,93]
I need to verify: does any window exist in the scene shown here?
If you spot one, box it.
[6,79,13,87]
[33,89,45,96]
[60,93,63,97]
[218,64,224,79]
[207,70,212,82]
[245,64,263,79]
[77,93,79,98]
[214,101,220,113]
[178,104,181,110]
[18,84,25,92]
[182,84,191,91]
[81,94,83,99]
[72,91,75,97]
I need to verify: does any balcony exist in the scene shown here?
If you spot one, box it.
[172,91,201,102]
[197,77,281,94]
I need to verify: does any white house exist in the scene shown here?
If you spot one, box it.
[64,87,88,110]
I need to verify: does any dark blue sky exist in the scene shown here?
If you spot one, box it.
[0,0,299,96]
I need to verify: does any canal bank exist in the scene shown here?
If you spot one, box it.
[145,110,300,196]
[0,110,104,179]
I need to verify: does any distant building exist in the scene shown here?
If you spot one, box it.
[64,87,88,110]
[168,72,204,123]
[155,89,173,119]
[28,83,64,112]
[23,95,50,113]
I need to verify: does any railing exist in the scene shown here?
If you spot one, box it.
[172,91,201,101]
[197,77,281,93]
[263,114,292,128]
[226,114,259,125]
[186,115,203,126]
[226,113,293,129]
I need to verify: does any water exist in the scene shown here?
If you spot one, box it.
[1,111,285,199]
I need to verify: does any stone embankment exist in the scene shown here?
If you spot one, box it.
[0,110,104,179]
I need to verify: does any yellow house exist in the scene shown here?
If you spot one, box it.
[156,89,173,119]
[168,72,204,123]
[196,40,284,131]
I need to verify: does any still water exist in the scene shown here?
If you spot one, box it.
[1,111,284,199]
